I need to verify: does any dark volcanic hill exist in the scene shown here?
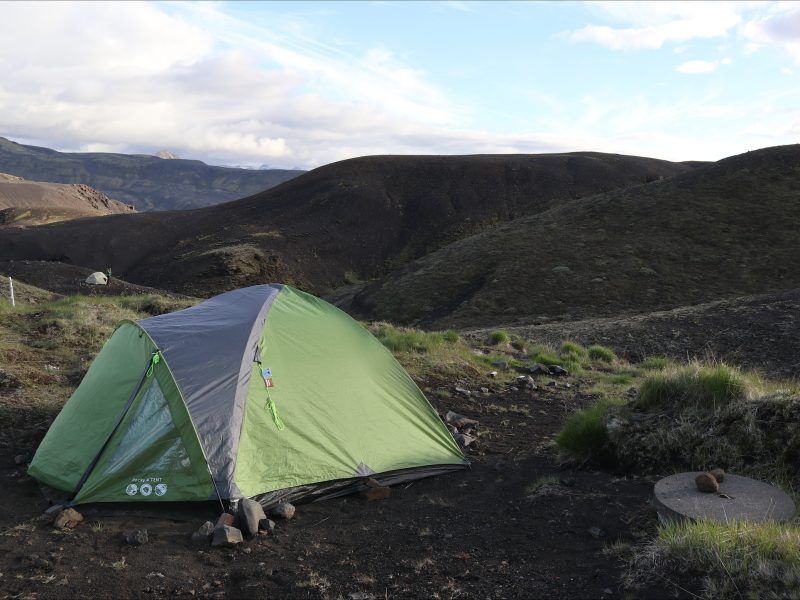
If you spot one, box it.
[338,144,800,327]
[0,137,303,211]
[0,152,692,296]
[0,173,134,227]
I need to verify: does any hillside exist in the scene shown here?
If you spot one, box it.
[0,173,133,226]
[0,137,303,211]
[0,151,692,296]
[339,144,800,327]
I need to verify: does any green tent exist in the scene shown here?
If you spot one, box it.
[28,285,467,506]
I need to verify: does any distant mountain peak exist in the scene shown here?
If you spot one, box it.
[155,150,179,160]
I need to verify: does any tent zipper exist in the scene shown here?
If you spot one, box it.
[69,351,162,502]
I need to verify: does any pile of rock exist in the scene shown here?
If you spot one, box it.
[695,468,726,493]
[191,499,295,548]
[445,410,479,449]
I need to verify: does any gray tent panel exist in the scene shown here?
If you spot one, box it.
[138,285,282,498]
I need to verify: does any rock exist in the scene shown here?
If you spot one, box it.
[238,498,267,538]
[271,502,296,520]
[550,365,569,377]
[125,529,149,546]
[454,387,471,396]
[695,472,719,493]
[212,524,243,548]
[215,512,235,529]
[191,521,215,543]
[488,371,498,378]
[446,424,458,435]
[13,454,29,465]
[454,432,477,448]
[491,360,509,370]
[528,364,551,376]
[515,375,537,390]
[445,411,479,429]
[43,504,64,518]
[361,483,391,501]
[588,527,606,539]
[710,468,725,483]
[480,387,489,394]
[547,381,557,387]
[53,508,83,529]
[258,518,276,533]
[348,593,374,600]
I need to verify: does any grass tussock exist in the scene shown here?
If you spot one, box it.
[639,356,674,370]
[554,398,625,462]
[626,519,800,598]
[635,362,757,410]
[588,345,617,363]
[487,329,510,345]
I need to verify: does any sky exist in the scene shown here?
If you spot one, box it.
[0,1,798,169]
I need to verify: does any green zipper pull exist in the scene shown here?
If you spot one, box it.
[146,351,162,378]
[265,388,285,431]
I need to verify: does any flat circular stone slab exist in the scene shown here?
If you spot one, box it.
[654,472,796,523]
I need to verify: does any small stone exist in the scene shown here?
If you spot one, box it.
[271,502,295,520]
[491,360,509,370]
[480,387,489,394]
[488,371,498,378]
[361,484,391,501]
[53,508,83,529]
[238,498,267,538]
[191,521,215,543]
[258,518,276,533]
[515,375,537,390]
[211,524,243,548]
[695,472,719,493]
[125,529,149,546]
[550,366,569,377]
[547,381,557,387]
[348,593,374,600]
[528,364,551,376]
[14,454,29,465]
[710,468,725,483]
[215,512,235,529]
[454,387,471,396]
[445,411,479,429]
[454,432,477,448]
[588,527,606,539]
[242,547,252,554]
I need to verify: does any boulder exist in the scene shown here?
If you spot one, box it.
[695,472,719,493]
[710,468,725,483]
[550,365,569,377]
[271,502,296,520]
[191,521,215,543]
[238,498,267,538]
[53,508,83,529]
[125,529,149,546]
[211,524,244,548]
[215,512,235,528]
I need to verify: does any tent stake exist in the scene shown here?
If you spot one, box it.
[8,277,14,308]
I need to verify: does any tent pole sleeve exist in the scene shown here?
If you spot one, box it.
[69,351,160,501]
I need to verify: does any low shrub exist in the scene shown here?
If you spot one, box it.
[487,330,510,345]
[625,519,800,598]
[588,345,617,362]
[635,362,755,410]
[555,398,624,462]
[560,341,586,361]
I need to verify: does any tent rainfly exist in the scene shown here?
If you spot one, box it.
[85,272,108,285]
[28,285,467,506]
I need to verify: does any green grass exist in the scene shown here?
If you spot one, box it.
[635,362,757,410]
[639,356,674,370]
[487,329,510,345]
[554,398,625,462]
[588,345,617,362]
[524,475,560,494]
[373,323,452,353]
[560,341,586,361]
[626,519,800,598]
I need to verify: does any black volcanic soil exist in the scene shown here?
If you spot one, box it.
[0,378,675,600]
[0,152,692,297]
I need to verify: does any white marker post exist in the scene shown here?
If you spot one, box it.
[8,276,14,308]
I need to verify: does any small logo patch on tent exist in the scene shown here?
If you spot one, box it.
[140,483,153,496]
[126,483,138,496]
[155,483,168,496]
[262,367,274,388]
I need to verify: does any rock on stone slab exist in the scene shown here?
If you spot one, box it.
[710,468,725,483]
[238,498,267,538]
[695,472,719,493]
[271,502,296,520]
[125,529,149,546]
[212,524,243,548]
[53,508,83,529]
[191,521,215,543]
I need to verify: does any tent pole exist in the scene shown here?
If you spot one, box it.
[8,277,14,308]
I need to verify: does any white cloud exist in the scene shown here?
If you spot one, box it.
[675,58,731,74]
[742,6,800,63]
